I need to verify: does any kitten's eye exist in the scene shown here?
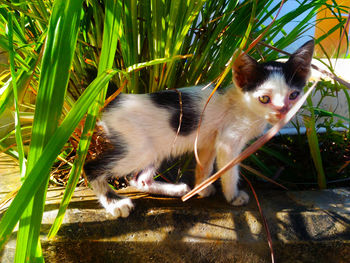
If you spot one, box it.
[258,95,271,104]
[289,91,300,100]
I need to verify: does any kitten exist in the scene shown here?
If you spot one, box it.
[84,40,314,218]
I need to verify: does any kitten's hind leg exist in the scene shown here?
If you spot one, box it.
[84,161,134,218]
[130,166,190,197]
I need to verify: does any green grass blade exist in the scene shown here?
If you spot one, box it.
[0,30,44,119]
[343,88,350,140]
[260,146,294,167]
[313,107,350,122]
[0,141,20,159]
[305,96,327,189]
[46,113,96,239]
[0,69,118,252]
[249,154,274,177]
[48,0,122,238]
[0,37,30,71]
[14,1,84,262]
[7,12,26,179]
[162,0,206,89]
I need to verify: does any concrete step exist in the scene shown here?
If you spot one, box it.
[1,186,350,263]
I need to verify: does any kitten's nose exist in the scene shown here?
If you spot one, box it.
[276,106,288,114]
[275,106,289,119]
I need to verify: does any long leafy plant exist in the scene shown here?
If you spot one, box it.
[0,0,349,262]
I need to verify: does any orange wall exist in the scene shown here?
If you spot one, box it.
[314,0,350,57]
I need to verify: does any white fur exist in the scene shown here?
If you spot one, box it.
[86,41,314,218]
[92,72,304,217]
[100,76,292,209]
[129,166,190,196]
[90,178,134,217]
[100,196,134,218]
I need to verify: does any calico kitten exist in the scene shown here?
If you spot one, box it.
[84,40,314,218]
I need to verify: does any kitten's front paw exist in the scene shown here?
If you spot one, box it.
[198,184,216,198]
[103,197,134,218]
[231,190,249,206]
[173,183,191,196]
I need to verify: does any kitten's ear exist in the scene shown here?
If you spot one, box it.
[232,53,264,92]
[286,40,314,85]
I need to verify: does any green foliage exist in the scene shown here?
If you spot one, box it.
[305,95,327,189]
[0,0,349,261]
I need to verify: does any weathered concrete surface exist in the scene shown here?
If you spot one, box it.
[1,186,349,263]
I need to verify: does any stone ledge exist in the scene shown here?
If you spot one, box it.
[1,187,350,263]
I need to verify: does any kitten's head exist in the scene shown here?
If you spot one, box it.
[232,40,314,124]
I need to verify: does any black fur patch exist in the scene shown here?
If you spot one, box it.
[233,54,268,92]
[283,62,309,89]
[106,190,123,203]
[84,133,128,181]
[240,68,267,92]
[262,61,307,90]
[105,93,125,110]
[149,90,200,135]
[238,59,310,92]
